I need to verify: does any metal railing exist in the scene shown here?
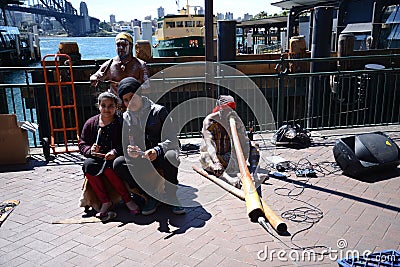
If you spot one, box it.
[0,54,399,149]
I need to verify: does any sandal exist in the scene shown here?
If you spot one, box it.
[129,207,141,215]
[96,202,113,218]
[126,200,140,215]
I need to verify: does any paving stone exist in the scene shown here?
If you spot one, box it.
[0,127,398,266]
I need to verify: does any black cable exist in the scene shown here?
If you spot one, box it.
[261,158,332,255]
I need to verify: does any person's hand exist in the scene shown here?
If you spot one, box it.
[104,151,116,161]
[144,149,158,161]
[211,162,224,177]
[91,144,100,154]
[127,145,143,158]
[90,76,99,87]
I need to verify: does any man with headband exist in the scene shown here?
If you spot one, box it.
[200,95,261,189]
[90,32,149,97]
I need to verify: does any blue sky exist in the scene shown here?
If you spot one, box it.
[68,0,283,22]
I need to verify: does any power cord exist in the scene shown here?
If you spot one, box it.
[261,158,331,255]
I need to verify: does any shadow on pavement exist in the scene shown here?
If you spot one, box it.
[102,202,211,237]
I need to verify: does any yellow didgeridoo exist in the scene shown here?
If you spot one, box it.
[192,165,287,233]
[229,116,264,222]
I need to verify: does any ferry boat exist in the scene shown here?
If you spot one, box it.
[153,2,215,57]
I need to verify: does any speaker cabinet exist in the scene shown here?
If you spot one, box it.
[333,132,400,178]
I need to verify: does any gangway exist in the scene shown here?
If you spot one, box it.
[41,54,80,155]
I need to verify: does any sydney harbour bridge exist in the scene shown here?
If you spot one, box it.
[5,0,100,36]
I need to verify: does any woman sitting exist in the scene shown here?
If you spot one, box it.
[79,92,140,218]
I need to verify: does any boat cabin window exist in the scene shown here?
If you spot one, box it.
[185,21,194,27]
[176,21,184,27]
[158,22,164,29]
[166,21,175,28]
[196,21,203,27]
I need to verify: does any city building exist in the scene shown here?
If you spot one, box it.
[243,13,253,21]
[225,12,234,20]
[197,7,204,15]
[157,6,164,18]
[110,14,116,24]
[131,19,141,28]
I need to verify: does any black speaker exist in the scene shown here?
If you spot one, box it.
[333,132,400,177]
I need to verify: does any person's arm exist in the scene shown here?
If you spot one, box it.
[201,116,219,164]
[151,106,179,158]
[138,59,150,89]
[89,59,112,86]
[79,118,95,157]
[201,115,224,176]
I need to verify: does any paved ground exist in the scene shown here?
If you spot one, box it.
[0,126,399,266]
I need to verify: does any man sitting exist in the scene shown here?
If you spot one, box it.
[200,95,261,189]
[113,77,186,215]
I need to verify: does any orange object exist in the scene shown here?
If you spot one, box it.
[42,54,80,154]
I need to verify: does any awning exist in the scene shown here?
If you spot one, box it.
[386,5,400,24]
[341,23,372,34]
[237,16,287,28]
[272,0,339,10]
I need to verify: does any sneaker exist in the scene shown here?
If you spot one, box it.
[171,205,186,215]
[142,197,158,216]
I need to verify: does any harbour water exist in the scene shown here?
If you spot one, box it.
[39,36,117,60]
[39,36,158,60]
[6,36,121,146]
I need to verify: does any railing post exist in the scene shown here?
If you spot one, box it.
[0,89,8,114]
[308,6,334,128]
[275,54,288,127]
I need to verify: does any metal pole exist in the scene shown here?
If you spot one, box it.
[205,0,214,62]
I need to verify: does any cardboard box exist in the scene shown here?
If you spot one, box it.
[0,114,30,165]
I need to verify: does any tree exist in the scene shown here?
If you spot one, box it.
[99,21,112,32]
[255,11,268,19]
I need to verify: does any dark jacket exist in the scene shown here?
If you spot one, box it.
[79,114,123,157]
[122,96,179,156]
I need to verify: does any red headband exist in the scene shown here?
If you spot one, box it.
[212,101,236,113]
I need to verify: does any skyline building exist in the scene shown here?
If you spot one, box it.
[157,6,164,18]
[110,14,116,24]
[225,12,233,20]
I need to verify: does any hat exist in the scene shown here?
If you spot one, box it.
[212,95,236,113]
[217,95,235,106]
[118,77,141,99]
[115,32,133,44]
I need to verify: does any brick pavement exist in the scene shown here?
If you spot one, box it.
[0,126,399,266]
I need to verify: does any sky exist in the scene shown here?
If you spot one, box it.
[67,0,283,22]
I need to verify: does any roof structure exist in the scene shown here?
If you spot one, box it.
[271,0,339,10]
[237,16,287,28]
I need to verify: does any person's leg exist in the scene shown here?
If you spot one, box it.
[161,150,185,215]
[85,173,112,217]
[162,150,180,185]
[113,156,138,189]
[85,173,110,203]
[111,158,142,214]
[102,168,131,203]
[115,156,159,215]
